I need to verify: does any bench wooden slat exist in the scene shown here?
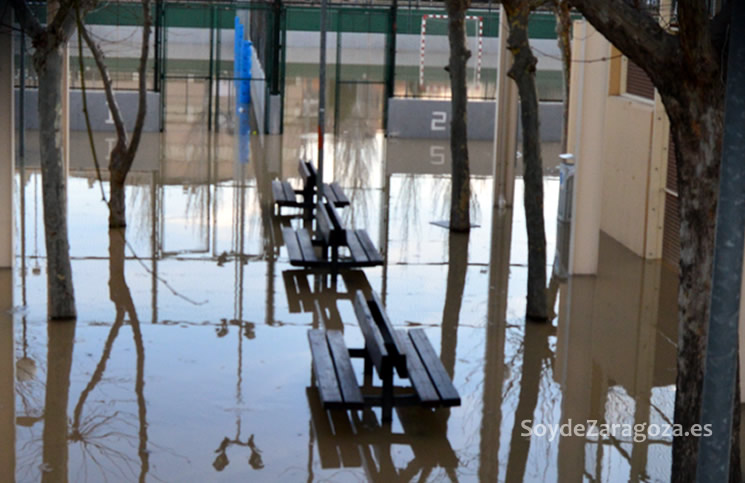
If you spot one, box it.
[299,160,314,184]
[282,181,297,202]
[295,228,318,263]
[408,329,461,406]
[323,182,350,207]
[354,230,383,265]
[315,201,333,246]
[282,227,321,266]
[345,230,368,263]
[353,291,387,374]
[272,180,286,204]
[329,182,350,205]
[282,226,303,263]
[395,330,440,407]
[326,331,364,408]
[325,201,344,232]
[308,330,344,408]
[370,292,407,377]
[273,180,301,208]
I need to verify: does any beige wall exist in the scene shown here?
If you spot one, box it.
[600,97,655,256]
[568,21,669,267]
[566,21,608,274]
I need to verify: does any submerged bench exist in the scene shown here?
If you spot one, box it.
[282,200,383,270]
[308,290,460,422]
[272,160,350,215]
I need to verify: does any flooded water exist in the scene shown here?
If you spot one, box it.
[2,66,681,482]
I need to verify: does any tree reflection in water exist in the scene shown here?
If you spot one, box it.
[61,229,150,482]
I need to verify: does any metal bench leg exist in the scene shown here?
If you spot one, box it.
[363,353,373,386]
[381,364,393,423]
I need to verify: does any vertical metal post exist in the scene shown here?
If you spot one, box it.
[154,0,162,92]
[696,2,745,481]
[333,9,341,138]
[207,5,215,131]
[151,170,158,324]
[384,0,397,131]
[19,28,27,305]
[317,0,328,197]
[279,5,287,135]
[159,3,168,132]
[215,7,222,133]
[271,0,282,95]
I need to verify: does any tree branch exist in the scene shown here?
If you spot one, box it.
[47,1,77,41]
[127,0,151,161]
[8,0,43,38]
[568,0,680,90]
[79,19,127,143]
[75,1,107,202]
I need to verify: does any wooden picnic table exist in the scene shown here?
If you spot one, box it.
[272,160,350,216]
[281,199,383,271]
[308,290,460,422]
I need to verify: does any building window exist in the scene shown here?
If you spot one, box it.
[626,61,655,100]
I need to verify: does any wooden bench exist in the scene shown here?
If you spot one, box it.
[282,200,383,270]
[272,160,350,215]
[316,200,383,269]
[307,290,460,422]
[281,225,322,267]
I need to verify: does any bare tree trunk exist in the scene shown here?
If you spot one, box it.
[665,96,723,482]
[11,0,102,320]
[79,0,151,228]
[445,0,472,232]
[35,45,76,320]
[108,146,129,227]
[553,0,572,152]
[504,2,548,320]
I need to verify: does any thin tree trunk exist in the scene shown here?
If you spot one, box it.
[445,0,471,232]
[35,46,76,320]
[108,147,128,227]
[553,0,571,153]
[505,3,548,320]
[79,0,151,228]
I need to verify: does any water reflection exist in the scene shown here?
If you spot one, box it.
[1,270,16,479]
[62,230,150,482]
[9,82,684,480]
[441,231,470,379]
[283,269,373,331]
[307,390,458,481]
[479,207,513,482]
[555,234,678,481]
[41,321,75,483]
